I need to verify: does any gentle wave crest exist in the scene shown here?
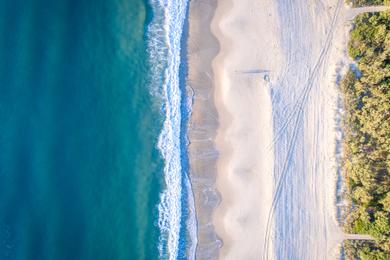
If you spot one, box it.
[146,0,195,259]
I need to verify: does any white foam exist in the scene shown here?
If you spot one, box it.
[146,0,191,259]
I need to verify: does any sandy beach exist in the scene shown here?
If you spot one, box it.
[211,0,279,259]
[210,1,346,257]
[187,0,387,259]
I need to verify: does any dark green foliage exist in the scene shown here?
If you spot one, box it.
[347,0,385,7]
[342,11,390,258]
[344,240,390,259]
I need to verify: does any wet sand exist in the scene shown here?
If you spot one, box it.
[187,0,220,259]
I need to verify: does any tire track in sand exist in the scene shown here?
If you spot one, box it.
[262,1,342,259]
[266,0,343,152]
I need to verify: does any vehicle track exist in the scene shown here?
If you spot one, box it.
[266,0,343,152]
[262,1,342,259]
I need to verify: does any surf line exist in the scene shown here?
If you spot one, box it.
[147,0,196,259]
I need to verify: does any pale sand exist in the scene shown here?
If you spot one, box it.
[211,0,280,259]
[188,0,387,258]
[209,0,345,259]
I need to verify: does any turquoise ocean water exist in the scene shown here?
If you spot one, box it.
[0,0,194,259]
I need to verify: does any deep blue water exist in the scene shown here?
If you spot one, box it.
[0,0,164,259]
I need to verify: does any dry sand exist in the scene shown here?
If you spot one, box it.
[187,0,387,259]
[211,0,279,259]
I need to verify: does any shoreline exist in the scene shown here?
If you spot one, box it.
[186,0,221,259]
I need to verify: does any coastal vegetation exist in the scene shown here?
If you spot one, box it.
[347,0,386,7]
[341,10,390,259]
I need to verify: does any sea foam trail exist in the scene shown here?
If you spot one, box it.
[147,0,193,259]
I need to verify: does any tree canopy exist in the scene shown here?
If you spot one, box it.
[347,0,386,7]
[342,10,390,259]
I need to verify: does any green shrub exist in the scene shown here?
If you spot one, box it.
[347,0,385,7]
[342,10,390,258]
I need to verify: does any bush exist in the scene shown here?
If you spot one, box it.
[347,0,385,7]
[342,11,390,258]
